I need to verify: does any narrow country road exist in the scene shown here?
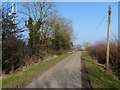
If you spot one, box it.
[26,51,82,88]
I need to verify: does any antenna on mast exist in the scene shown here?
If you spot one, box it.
[12,3,17,14]
[11,3,17,33]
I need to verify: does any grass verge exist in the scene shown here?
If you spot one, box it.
[2,52,73,88]
[82,52,120,88]
[0,78,2,89]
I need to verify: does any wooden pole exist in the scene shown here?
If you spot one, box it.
[106,6,111,70]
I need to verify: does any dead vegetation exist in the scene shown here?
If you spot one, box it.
[87,38,120,80]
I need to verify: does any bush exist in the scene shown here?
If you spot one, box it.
[2,37,26,74]
[87,42,107,64]
[87,40,120,79]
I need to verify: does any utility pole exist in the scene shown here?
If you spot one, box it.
[106,5,111,70]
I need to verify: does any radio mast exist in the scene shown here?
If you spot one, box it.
[11,3,17,33]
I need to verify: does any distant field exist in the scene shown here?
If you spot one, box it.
[82,52,120,88]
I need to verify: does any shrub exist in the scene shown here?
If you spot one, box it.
[87,39,120,79]
[2,37,26,74]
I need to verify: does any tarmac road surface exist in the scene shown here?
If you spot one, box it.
[26,51,82,88]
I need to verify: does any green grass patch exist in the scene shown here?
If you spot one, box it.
[2,52,72,88]
[82,52,120,88]
[0,78,2,89]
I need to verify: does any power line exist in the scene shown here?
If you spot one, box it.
[86,12,107,42]
[111,2,118,8]
[86,2,117,43]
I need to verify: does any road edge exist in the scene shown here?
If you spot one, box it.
[20,52,74,88]
[81,52,92,88]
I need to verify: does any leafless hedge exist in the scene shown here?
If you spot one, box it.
[87,39,120,80]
